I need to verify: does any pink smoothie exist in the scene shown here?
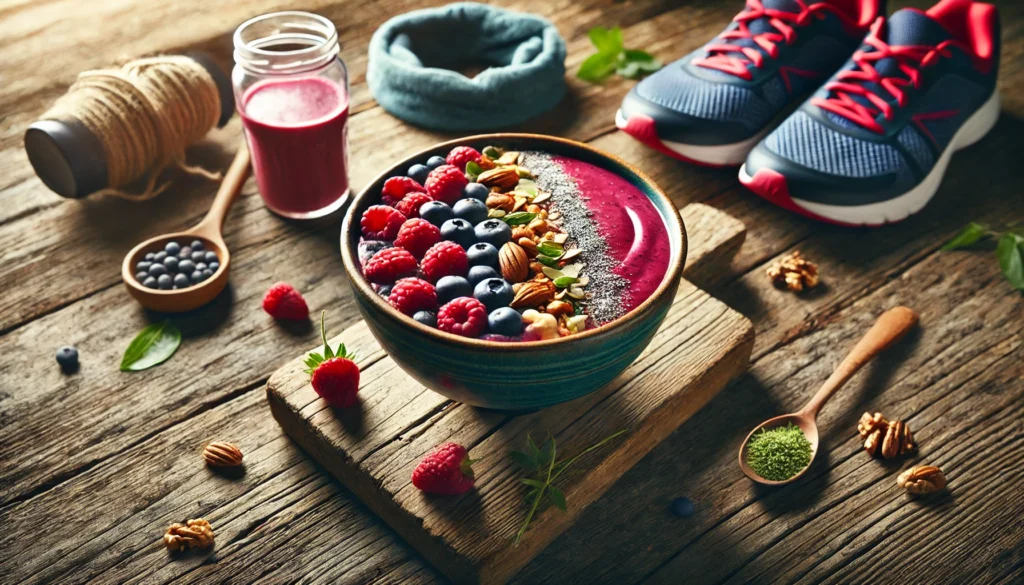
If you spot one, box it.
[554,156,671,313]
[241,76,349,217]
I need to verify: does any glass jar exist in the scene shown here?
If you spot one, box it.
[233,11,350,219]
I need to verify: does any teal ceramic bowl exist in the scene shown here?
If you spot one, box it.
[340,134,686,410]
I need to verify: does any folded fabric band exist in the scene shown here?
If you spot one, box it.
[367,2,567,131]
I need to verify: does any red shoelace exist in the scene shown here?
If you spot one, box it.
[694,0,831,80]
[812,18,954,133]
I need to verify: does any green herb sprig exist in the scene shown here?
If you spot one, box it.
[120,320,181,371]
[942,222,1024,290]
[509,429,627,546]
[577,27,661,83]
[304,311,355,376]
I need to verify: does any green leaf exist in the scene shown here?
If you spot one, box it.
[120,321,181,371]
[520,478,546,489]
[503,212,537,226]
[616,61,642,79]
[996,233,1024,289]
[548,486,567,511]
[466,161,482,179]
[537,255,561,268]
[588,26,623,55]
[941,222,988,251]
[553,276,579,288]
[621,49,655,62]
[509,451,536,470]
[577,52,618,83]
[539,437,556,466]
[527,435,541,460]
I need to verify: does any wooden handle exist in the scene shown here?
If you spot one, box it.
[194,144,251,239]
[800,306,918,418]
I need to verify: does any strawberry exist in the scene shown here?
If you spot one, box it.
[412,442,477,495]
[305,312,360,408]
[262,282,309,320]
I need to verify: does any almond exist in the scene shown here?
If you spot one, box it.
[499,242,530,283]
[486,193,514,212]
[478,167,520,191]
[510,280,556,309]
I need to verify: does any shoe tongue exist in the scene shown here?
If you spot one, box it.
[703,0,805,72]
[883,9,953,47]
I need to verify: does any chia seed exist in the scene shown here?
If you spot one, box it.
[520,152,629,325]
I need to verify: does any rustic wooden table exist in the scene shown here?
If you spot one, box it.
[1,1,1021,584]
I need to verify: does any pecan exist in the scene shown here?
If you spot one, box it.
[486,193,514,212]
[766,251,819,292]
[510,280,556,309]
[545,300,574,317]
[518,238,539,257]
[203,441,243,467]
[478,167,520,191]
[499,242,530,283]
[511,227,533,241]
[881,419,915,459]
[164,518,215,551]
[897,465,947,495]
[858,412,914,459]
[477,156,496,171]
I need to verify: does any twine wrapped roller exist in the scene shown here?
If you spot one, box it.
[36,56,225,200]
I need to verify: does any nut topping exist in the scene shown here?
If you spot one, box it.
[478,167,520,191]
[499,242,530,283]
[897,465,947,495]
[486,193,515,212]
[510,280,556,309]
[203,441,243,467]
[857,412,914,459]
[164,518,215,551]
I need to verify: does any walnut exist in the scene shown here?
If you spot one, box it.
[164,518,215,551]
[203,441,243,467]
[766,251,819,292]
[897,465,947,495]
[858,412,888,437]
[858,412,914,459]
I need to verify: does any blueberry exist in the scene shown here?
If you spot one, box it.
[179,246,192,259]
[191,270,205,283]
[163,256,179,272]
[173,273,190,288]
[441,218,476,249]
[201,269,213,278]
[191,251,205,263]
[195,262,207,271]
[144,252,155,261]
[474,219,512,248]
[467,265,500,286]
[136,261,151,272]
[453,198,488,225]
[413,310,438,328]
[143,276,158,289]
[467,242,499,268]
[191,240,204,251]
[135,271,149,282]
[157,274,173,289]
[426,155,446,169]
[148,263,167,276]
[208,261,220,272]
[408,163,431,184]
[420,201,454,228]
[154,251,167,262]
[377,284,393,299]
[473,277,513,311]
[487,307,523,336]
[165,241,180,255]
[436,276,473,304]
[178,259,196,274]
[358,240,390,265]
[55,346,79,373]
[204,251,218,263]
[670,497,695,518]
[463,182,490,202]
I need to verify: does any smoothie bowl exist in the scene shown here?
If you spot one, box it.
[340,134,685,410]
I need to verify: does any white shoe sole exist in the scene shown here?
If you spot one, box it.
[616,109,770,166]
[739,89,1001,225]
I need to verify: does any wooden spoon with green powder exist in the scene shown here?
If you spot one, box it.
[739,306,919,485]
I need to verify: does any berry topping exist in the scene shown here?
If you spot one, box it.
[437,297,488,338]
[413,310,438,327]
[358,240,390,266]
[408,163,431,185]
[262,282,310,320]
[419,200,454,227]
[425,164,469,205]
[394,218,441,260]
[462,182,490,202]
[445,146,482,171]
[421,241,469,283]
[436,275,473,305]
[487,307,524,337]
[56,346,79,373]
[473,277,514,311]
[425,155,446,169]
[474,218,512,247]
[453,198,488,225]
[395,192,433,219]
[412,442,476,495]
[382,176,425,206]
[389,277,437,315]
[467,242,499,268]
[467,265,500,286]
[305,312,360,408]
[363,247,418,284]
[361,205,407,240]
[440,218,476,249]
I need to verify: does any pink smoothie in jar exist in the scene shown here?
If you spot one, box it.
[240,76,350,218]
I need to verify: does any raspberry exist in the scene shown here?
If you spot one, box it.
[363,247,417,284]
[262,282,309,320]
[437,297,487,338]
[361,205,407,240]
[445,146,482,171]
[389,277,437,315]
[312,357,361,408]
[420,240,468,283]
[412,442,475,495]
[381,176,425,206]
[395,192,433,218]
[394,218,441,260]
[425,164,469,205]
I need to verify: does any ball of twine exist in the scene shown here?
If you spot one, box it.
[42,55,223,200]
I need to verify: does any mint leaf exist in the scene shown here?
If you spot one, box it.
[577,52,618,83]
[942,222,988,251]
[509,451,536,470]
[996,233,1024,289]
[548,486,567,511]
[588,26,623,55]
[622,49,655,62]
[579,27,661,83]
[120,321,181,371]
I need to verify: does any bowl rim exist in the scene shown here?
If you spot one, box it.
[340,133,687,351]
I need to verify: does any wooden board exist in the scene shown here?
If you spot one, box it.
[266,203,754,585]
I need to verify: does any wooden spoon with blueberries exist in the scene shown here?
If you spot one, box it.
[121,145,250,313]
[739,306,919,486]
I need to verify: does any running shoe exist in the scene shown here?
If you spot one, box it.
[616,0,881,166]
[740,0,1000,226]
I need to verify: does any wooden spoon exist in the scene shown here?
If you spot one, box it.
[121,145,251,313]
[739,306,919,485]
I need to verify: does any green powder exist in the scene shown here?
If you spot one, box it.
[746,423,812,481]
